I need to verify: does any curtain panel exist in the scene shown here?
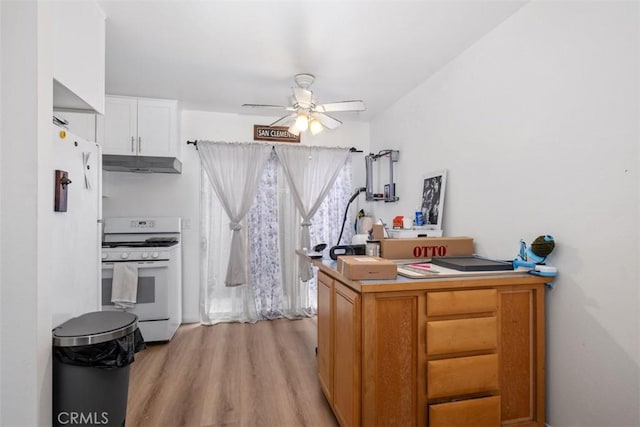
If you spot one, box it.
[197,141,272,286]
[273,144,351,281]
[200,167,258,323]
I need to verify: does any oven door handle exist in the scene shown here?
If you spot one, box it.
[102,261,170,270]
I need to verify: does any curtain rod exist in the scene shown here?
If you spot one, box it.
[186,140,363,153]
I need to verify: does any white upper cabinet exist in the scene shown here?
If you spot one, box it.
[52,1,106,114]
[99,97,138,155]
[98,95,180,159]
[137,99,178,157]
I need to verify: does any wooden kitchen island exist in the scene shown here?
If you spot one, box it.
[314,260,549,427]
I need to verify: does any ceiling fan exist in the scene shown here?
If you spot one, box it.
[242,73,366,136]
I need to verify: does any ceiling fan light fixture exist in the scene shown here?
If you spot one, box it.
[295,113,309,132]
[287,124,300,136]
[309,118,324,135]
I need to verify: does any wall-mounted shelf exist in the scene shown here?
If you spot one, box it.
[365,150,399,202]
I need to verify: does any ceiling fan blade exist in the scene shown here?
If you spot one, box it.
[311,112,342,130]
[242,103,290,110]
[269,113,296,127]
[293,88,313,108]
[315,100,366,113]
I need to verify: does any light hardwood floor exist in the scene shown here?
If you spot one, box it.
[126,317,339,427]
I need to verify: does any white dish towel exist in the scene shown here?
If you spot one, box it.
[111,263,138,309]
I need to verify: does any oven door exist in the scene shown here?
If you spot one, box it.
[101,260,169,321]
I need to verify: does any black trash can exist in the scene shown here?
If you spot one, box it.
[52,311,145,427]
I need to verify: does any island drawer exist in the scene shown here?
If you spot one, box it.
[426,289,497,317]
[429,395,500,427]
[426,316,497,355]
[427,354,498,399]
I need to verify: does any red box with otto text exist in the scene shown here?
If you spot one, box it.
[379,237,474,260]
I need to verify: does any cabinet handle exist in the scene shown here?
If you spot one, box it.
[131,136,135,153]
[138,136,141,153]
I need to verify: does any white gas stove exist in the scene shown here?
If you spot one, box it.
[101,217,182,342]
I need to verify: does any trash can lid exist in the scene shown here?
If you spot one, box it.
[52,311,138,347]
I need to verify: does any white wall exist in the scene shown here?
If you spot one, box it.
[1,2,105,424]
[103,111,369,322]
[0,2,4,422]
[0,2,54,425]
[370,2,639,426]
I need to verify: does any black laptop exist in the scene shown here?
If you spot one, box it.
[430,256,514,272]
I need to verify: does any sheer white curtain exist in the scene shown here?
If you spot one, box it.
[200,144,353,324]
[200,169,259,324]
[273,145,351,281]
[198,141,272,286]
[300,158,354,311]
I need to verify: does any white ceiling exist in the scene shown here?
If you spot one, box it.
[98,1,527,122]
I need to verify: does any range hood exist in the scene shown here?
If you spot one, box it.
[102,155,182,174]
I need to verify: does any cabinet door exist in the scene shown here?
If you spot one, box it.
[362,293,418,426]
[499,287,545,425]
[137,99,178,157]
[317,272,333,402]
[102,97,137,155]
[333,281,361,427]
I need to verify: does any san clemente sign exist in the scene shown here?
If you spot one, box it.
[253,125,300,143]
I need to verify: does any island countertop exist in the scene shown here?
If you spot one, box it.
[313,258,551,294]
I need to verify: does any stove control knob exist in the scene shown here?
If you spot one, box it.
[121,253,129,259]
[152,252,159,259]
[141,252,149,259]
[101,253,108,260]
